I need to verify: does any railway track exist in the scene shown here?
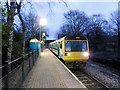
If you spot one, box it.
[49,48,111,89]
[69,68,111,89]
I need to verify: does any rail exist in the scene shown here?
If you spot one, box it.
[0,49,39,89]
[49,48,111,89]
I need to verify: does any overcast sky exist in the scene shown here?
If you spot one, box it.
[23,0,119,40]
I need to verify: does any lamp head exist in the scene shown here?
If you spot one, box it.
[40,18,47,26]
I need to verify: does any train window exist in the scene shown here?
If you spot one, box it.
[65,41,71,51]
[71,41,82,51]
[82,41,87,51]
[65,41,87,52]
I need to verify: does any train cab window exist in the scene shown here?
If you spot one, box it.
[82,41,87,51]
[71,41,82,51]
[65,41,87,52]
[65,41,71,51]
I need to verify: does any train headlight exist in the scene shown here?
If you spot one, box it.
[83,52,88,56]
[65,53,71,56]
[67,53,71,56]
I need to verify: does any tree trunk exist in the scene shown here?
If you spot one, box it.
[17,4,26,80]
[118,29,120,59]
[18,10,26,80]
[23,32,26,55]
[95,43,98,51]
[118,2,120,59]
[6,2,16,88]
[17,3,26,54]
[7,2,16,71]
[22,32,26,81]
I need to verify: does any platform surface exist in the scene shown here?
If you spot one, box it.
[21,49,86,88]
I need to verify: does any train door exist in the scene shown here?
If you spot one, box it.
[59,41,63,59]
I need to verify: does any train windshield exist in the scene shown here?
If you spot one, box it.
[65,41,87,52]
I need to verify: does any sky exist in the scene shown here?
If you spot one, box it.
[19,0,119,40]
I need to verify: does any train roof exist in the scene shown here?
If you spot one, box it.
[50,37,65,44]
[50,35,87,44]
[30,39,39,43]
[65,35,87,40]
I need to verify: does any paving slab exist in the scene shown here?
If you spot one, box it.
[21,49,86,88]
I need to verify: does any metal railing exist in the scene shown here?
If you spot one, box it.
[0,49,39,89]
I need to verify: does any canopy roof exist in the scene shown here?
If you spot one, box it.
[30,39,39,43]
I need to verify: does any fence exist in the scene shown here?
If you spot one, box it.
[0,49,39,89]
[90,43,118,53]
[96,43,116,52]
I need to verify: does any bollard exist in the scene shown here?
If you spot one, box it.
[36,50,38,60]
[33,51,35,65]
[4,61,9,89]
[36,49,38,58]
[32,52,34,66]
[37,50,38,58]
[28,53,31,71]
[34,50,36,62]
[30,52,32,68]
[38,49,39,56]
[22,55,25,81]
[36,50,37,58]
[35,50,36,61]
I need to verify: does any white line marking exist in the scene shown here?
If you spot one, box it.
[49,49,87,88]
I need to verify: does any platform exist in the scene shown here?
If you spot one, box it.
[21,49,86,88]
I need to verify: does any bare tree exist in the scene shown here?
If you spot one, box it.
[4,0,67,70]
[59,10,91,36]
[5,1,17,71]
[110,11,119,34]
[110,10,120,58]
[16,1,67,56]
[16,0,26,59]
[2,0,22,87]
[23,12,49,40]
[24,13,39,39]
[87,14,108,51]
[58,12,109,51]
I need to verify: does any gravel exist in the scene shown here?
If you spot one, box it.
[85,60,120,88]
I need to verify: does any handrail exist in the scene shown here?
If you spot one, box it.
[0,49,39,70]
[8,57,22,65]
[0,49,39,88]
[0,64,7,69]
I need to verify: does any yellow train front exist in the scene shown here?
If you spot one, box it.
[49,35,89,67]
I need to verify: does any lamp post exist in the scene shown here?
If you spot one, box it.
[42,32,46,41]
[39,18,47,56]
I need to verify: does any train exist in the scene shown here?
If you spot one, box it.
[49,35,89,68]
